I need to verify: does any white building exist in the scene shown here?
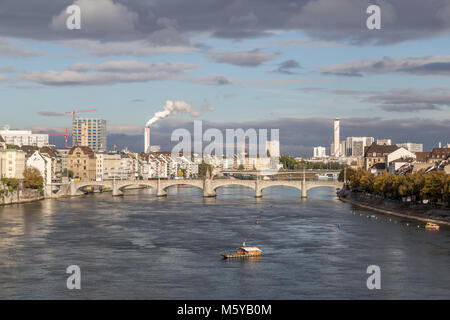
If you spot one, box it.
[330,140,346,158]
[266,140,280,158]
[377,139,392,146]
[386,147,416,165]
[397,142,423,153]
[345,137,375,157]
[313,146,327,158]
[26,151,54,194]
[0,126,49,147]
[0,149,25,179]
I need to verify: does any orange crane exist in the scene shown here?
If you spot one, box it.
[43,128,85,149]
[65,109,97,121]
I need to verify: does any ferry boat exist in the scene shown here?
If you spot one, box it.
[425,222,440,230]
[221,216,262,259]
[221,246,262,259]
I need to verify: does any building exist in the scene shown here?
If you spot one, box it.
[345,137,375,157]
[0,149,25,179]
[364,143,399,171]
[330,140,346,158]
[266,140,280,158]
[397,142,423,153]
[72,118,107,152]
[364,143,416,173]
[67,146,97,181]
[0,135,6,149]
[0,126,48,147]
[313,146,327,158]
[377,139,392,146]
[26,151,55,194]
[333,118,340,157]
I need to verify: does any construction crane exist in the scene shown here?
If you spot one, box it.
[65,109,97,121]
[43,128,85,149]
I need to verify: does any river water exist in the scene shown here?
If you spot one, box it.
[0,185,449,299]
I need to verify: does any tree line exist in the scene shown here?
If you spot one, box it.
[344,168,450,206]
[280,155,346,170]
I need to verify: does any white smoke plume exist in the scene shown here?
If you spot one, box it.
[145,100,203,127]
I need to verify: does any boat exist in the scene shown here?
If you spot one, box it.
[221,246,262,259]
[221,216,262,259]
[425,222,440,230]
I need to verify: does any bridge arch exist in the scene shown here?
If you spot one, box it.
[160,180,204,191]
[212,180,256,192]
[117,181,156,192]
[259,184,303,194]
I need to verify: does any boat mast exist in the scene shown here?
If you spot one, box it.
[242,216,261,246]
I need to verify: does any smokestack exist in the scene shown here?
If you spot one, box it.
[144,127,150,153]
[439,141,442,148]
[334,118,340,157]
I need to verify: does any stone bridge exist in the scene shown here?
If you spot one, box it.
[59,178,342,199]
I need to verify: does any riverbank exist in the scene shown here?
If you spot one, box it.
[338,188,450,226]
[0,189,44,206]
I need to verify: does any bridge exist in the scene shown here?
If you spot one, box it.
[58,177,342,199]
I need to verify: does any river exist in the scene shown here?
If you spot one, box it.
[0,185,449,299]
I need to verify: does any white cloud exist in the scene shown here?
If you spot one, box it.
[320,55,450,76]
[59,39,193,56]
[21,60,198,86]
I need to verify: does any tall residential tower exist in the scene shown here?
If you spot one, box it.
[72,118,107,152]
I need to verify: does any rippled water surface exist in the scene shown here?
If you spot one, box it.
[0,185,449,299]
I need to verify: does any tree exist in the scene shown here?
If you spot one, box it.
[23,167,44,190]
[1,178,19,192]
[238,164,245,170]
[338,167,354,182]
[279,155,296,170]
[198,161,213,177]
[421,171,446,204]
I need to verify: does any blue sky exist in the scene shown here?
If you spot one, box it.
[1,0,450,154]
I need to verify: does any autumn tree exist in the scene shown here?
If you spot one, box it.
[23,167,44,190]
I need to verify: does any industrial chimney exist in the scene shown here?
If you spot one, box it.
[333,118,340,157]
[144,127,150,153]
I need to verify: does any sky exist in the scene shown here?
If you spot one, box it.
[1,0,450,155]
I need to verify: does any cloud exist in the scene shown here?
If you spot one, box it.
[189,75,234,86]
[21,60,197,86]
[321,55,450,76]
[0,38,43,57]
[59,39,193,56]
[331,89,364,95]
[37,111,66,117]
[0,0,449,45]
[299,87,323,92]
[50,0,138,39]
[209,49,275,67]
[271,60,302,74]
[364,88,450,112]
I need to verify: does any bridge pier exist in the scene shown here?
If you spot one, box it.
[301,180,307,199]
[156,179,167,197]
[69,182,84,197]
[203,179,216,197]
[255,180,262,198]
